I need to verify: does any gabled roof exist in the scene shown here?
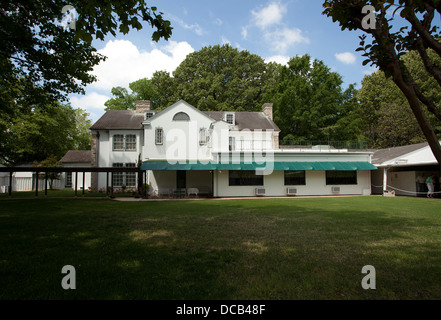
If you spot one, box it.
[371,142,429,165]
[60,150,92,163]
[90,110,145,130]
[203,111,280,131]
[90,100,280,132]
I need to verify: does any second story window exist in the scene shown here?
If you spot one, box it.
[113,134,137,151]
[199,128,207,145]
[229,137,236,151]
[155,128,163,145]
[125,135,136,151]
[113,135,124,151]
[225,113,235,125]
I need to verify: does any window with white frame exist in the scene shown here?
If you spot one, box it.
[113,134,124,151]
[225,113,235,125]
[155,128,163,145]
[125,163,136,187]
[229,137,235,151]
[199,128,207,145]
[65,172,72,188]
[125,135,136,151]
[112,163,136,187]
[112,163,124,187]
[113,134,137,151]
[145,111,155,119]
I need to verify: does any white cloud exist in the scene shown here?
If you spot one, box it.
[265,28,309,54]
[265,55,290,66]
[221,36,231,45]
[169,15,205,36]
[214,18,223,26]
[241,26,248,39]
[70,92,110,121]
[335,52,357,65]
[90,39,194,91]
[252,2,286,29]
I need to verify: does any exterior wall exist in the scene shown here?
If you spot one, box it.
[214,170,372,197]
[148,170,212,195]
[229,130,275,151]
[96,129,142,189]
[144,102,215,162]
[60,163,92,191]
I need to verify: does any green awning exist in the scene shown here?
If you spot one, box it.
[140,161,377,171]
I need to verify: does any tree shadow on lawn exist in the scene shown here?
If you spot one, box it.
[1,198,441,299]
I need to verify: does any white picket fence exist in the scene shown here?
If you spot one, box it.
[0,176,63,193]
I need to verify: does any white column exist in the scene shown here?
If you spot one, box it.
[383,167,388,194]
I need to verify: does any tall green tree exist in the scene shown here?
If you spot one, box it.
[323,0,441,163]
[1,0,172,112]
[172,44,277,111]
[104,78,160,110]
[268,54,359,142]
[74,108,93,150]
[1,103,86,165]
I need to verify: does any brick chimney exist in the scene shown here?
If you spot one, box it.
[262,103,273,120]
[135,100,151,113]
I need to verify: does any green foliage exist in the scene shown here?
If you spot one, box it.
[322,0,441,162]
[267,54,360,142]
[105,44,280,112]
[105,78,160,110]
[34,155,62,189]
[1,0,172,117]
[1,103,91,165]
[358,48,441,148]
[74,108,93,150]
[172,44,277,111]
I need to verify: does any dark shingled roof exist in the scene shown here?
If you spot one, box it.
[90,110,145,130]
[90,109,280,132]
[60,150,92,164]
[203,111,280,131]
[371,142,428,165]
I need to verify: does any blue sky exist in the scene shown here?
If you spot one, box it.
[70,0,376,122]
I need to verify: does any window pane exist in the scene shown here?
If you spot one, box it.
[113,135,124,150]
[155,128,163,145]
[326,171,357,185]
[65,172,72,187]
[112,163,124,187]
[199,128,207,145]
[125,135,136,151]
[284,171,306,185]
[229,137,235,151]
[125,163,136,187]
[229,170,264,186]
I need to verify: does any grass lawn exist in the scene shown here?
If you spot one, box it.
[0,196,440,300]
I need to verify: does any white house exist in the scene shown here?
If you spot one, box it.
[59,150,92,191]
[371,142,441,197]
[89,100,376,197]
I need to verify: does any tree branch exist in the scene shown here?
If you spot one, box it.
[404,0,441,57]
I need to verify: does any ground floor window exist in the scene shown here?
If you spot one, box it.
[65,172,72,187]
[229,170,264,186]
[326,171,357,185]
[112,163,137,187]
[284,171,306,185]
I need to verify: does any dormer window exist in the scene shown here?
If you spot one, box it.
[145,111,155,120]
[225,113,235,125]
[173,112,190,121]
